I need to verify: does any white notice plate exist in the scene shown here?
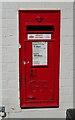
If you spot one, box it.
[28,34,51,39]
[32,42,47,65]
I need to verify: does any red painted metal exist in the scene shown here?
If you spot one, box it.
[19,10,60,108]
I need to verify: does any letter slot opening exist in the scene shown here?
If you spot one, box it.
[26,25,54,34]
[27,25,54,31]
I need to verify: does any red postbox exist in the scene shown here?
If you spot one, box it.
[19,10,60,108]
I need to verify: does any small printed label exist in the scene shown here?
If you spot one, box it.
[28,34,51,39]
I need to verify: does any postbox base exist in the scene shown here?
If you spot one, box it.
[21,102,59,108]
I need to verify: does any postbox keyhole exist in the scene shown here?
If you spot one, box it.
[30,69,36,77]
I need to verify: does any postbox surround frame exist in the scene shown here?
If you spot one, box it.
[19,10,60,108]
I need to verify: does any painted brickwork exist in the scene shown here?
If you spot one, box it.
[1,2,73,118]
[0,2,2,109]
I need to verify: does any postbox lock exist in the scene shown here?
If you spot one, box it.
[36,17,43,22]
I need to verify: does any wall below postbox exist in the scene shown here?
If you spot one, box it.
[1,2,73,118]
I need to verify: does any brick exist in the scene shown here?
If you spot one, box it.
[2,46,18,55]
[2,8,6,19]
[7,89,19,99]
[0,47,2,54]
[2,28,17,37]
[0,19,2,28]
[60,70,73,79]
[2,89,9,105]
[2,19,17,28]
[0,2,2,8]
[2,36,18,46]
[60,36,73,45]
[8,110,66,118]
[60,61,73,71]
[62,8,73,19]
[2,47,8,54]
[61,19,73,36]
[2,79,8,89]
[6,9,17,19]
[2,46,18,63]
[0,91,2,105]
[0,80,2,90]
[61,53,73,63]
[0,7,2,12]
[19,2,45,8]
[60,94,73,103]
[0,9,2,19]
[0,28,2,37]
[60,87,73,95]
[8,79,18,88]
[2,2,19,9]
[2,9,17,19]
[0,53,2,63]
[0,72,2,82]
[0,63,2,72]
[7,63,17,72]
[2,54,17,63]
[45,2,73,10]
[7,46,18,54]
[60,45,73,62]
[60,78,73,87]
[0,37,2,45]
[2,72,18,80]
[2,63,8,72]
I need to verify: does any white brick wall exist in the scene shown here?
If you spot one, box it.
[0,2,2,120]
[0,2,2,109]
[1,2,73,118]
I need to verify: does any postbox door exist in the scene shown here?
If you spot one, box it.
[25,41,54,103]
